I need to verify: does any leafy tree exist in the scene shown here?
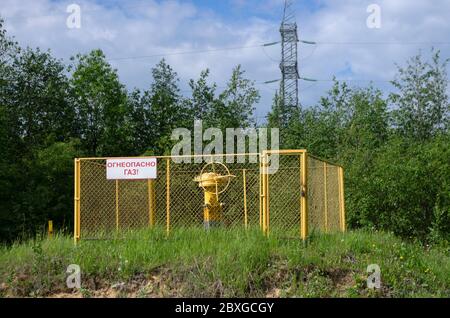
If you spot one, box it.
[267,90,284,130]
[0,104,20,241]
[338,86,389,160]
[266,90,298,147]
[69,49,130,156]
[0,24,75,240]
[349,136,450,240]
[0,18,20,69]
[0,19,22,241]
[267,87,304,148]
[186,69,217,125]
[32,139,82,232]
[282,80,352,158]
[210,65,259,129]
[141,59,188,155]
[390,49,449,141]
[126,88,152,155]
[8,48,74,149]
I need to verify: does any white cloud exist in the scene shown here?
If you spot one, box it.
[297,0,450,103]
[1,0,449,121]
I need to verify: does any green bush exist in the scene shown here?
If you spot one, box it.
[346,135,450,241]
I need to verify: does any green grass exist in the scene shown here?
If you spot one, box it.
[0,228,449,298]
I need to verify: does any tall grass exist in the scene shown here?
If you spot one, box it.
[0,228,449,297]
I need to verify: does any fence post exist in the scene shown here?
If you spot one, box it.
[243,169,248,229]
[261,151,268,236]
[300,152,308,241]
[115,180,119,232]
[323,162,328,233]
[265,153,270,236]
[298,154,302,238]
[166,159,171,236]
[48,220,53,239]
[73,158,81,244]
[148,179,155,227]
[259,160,263,230]
[338,166,346,232]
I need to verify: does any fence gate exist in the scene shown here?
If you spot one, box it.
[261,150,346,239]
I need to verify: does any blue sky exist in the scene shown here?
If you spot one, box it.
[1,0,449,123]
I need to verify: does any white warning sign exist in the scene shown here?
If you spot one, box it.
[106,158,157,180]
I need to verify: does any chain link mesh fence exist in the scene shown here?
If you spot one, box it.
[74,151,345,241]
[307,155,344,234]
[75,155,261,240]
[265,153,302,237]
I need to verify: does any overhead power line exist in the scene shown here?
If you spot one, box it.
[107,39,450,62]
[107,42,280,61]
[262,77,396,84]
[312,41,450,45]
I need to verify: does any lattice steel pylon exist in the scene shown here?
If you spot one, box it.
[280,0,299,116]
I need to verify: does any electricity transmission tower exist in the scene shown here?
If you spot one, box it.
[279,0,299,114]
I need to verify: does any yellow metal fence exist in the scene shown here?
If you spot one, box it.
[74,151,345,241]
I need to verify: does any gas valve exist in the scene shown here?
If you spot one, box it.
[193,162,235,229]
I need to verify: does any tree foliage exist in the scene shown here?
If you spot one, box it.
[0,21,259,241]
[390,49,449,141]
[0,18,448,243]
[210,65,259,129]
[267,50,449,243]
[69,49,129,157]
